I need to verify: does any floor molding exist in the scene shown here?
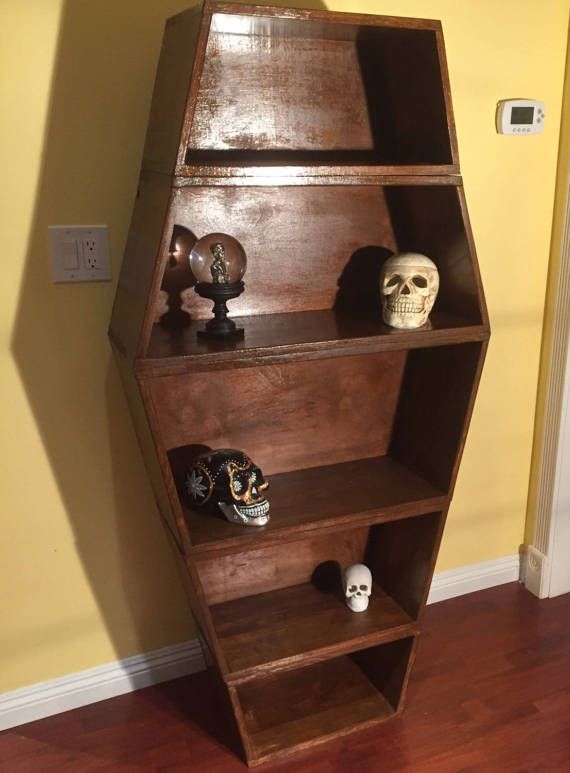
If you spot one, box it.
[1,554,520,732]
[0,639,205,732]
[427,553,521,604]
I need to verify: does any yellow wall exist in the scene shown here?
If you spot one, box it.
[1,0,567,693]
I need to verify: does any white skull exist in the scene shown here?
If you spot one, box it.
[380,253,439,329]
[343,563,372,612]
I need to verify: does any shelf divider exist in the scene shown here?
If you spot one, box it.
[138,308,488,376]
[212,581,417,684]
[184,455,446,557]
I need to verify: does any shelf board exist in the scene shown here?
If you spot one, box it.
[236,655,395,765]
[176,162,461,184]
[186,455,446,557]
[212,581,416,685]
[138,309,488,376]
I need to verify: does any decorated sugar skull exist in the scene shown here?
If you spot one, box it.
[380,252,439,329]
[184,449,270,527]
[343,563,372,612]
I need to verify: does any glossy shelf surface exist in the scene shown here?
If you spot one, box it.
[212,581,416,684]
[185,455,446,556]
[236,655,396,765]
[139,309,487,375]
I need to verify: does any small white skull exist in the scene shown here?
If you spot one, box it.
[380,253,439,329]
[343,563,372,612]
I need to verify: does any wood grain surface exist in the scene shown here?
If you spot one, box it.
[142,6,203,175]
[352,636,416,713]
[196,528,370,605]
[149,351,406,474]
[140,309,488,377]
[184,455,445,556]
[366,513,444,619]
[210,582,417,683]
[237,656,395,764]
[109,172,174,362]
[186,12,452,167]
[143,182,483,333]
[187,35,374,155]
[157,184,398,322]
[391,342,483,491]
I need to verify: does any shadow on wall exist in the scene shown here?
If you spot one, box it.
[10,0,328,667]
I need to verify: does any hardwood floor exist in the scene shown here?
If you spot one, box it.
[2,583,570,772]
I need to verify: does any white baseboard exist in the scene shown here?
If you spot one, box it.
[427,553,521,604]
[1,554,520,732]
[0,639,205,732]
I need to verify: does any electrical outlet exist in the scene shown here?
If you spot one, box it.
[83,238,98,270]
[49,225,111,282]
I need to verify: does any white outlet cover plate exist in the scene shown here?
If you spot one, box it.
[49,225,111,283]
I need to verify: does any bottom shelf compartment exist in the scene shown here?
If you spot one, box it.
[236,638,414,765]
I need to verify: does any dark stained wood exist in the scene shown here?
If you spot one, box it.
[141,5,205,176]
[148,352,406,474]
[184,7,454,168]
[139,309,488,377]
[141,182,484,341]
[366,513,444,619]
[146,183,398,330]
[386,184,484,325]
[352,636,416,711]
[353,27,452,167]
[108,171,173,362]
[108,2,489,765]
[184,456,446,556]
[195,509,445,615]
[172,1,461,178]
[108,348,190,561]
[109,342,231,697]
[178,163,461,180]
[187,33,375,156]
[205,1,442,30]
[210,582,417,683]
[135,377,232,671]
[391,342,485,492]
[130,375,191,555]
[236,656,395,765]
[457,184,490,328]
[196,528,370,605]
[7,586,570,772]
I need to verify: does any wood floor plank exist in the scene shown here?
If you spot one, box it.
[2,584,570,771]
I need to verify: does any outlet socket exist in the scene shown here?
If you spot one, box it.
[49,225,111,282]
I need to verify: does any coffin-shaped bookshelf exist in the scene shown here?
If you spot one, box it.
[110,2,488,766]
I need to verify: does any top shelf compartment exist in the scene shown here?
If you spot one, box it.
[180,7,458,174]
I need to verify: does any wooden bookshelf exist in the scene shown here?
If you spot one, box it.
[109,2,488,766]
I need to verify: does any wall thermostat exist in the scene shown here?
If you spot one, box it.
[496,99,545,135]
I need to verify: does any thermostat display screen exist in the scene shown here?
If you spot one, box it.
[497,99,544,135]
[511,106,534,124]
